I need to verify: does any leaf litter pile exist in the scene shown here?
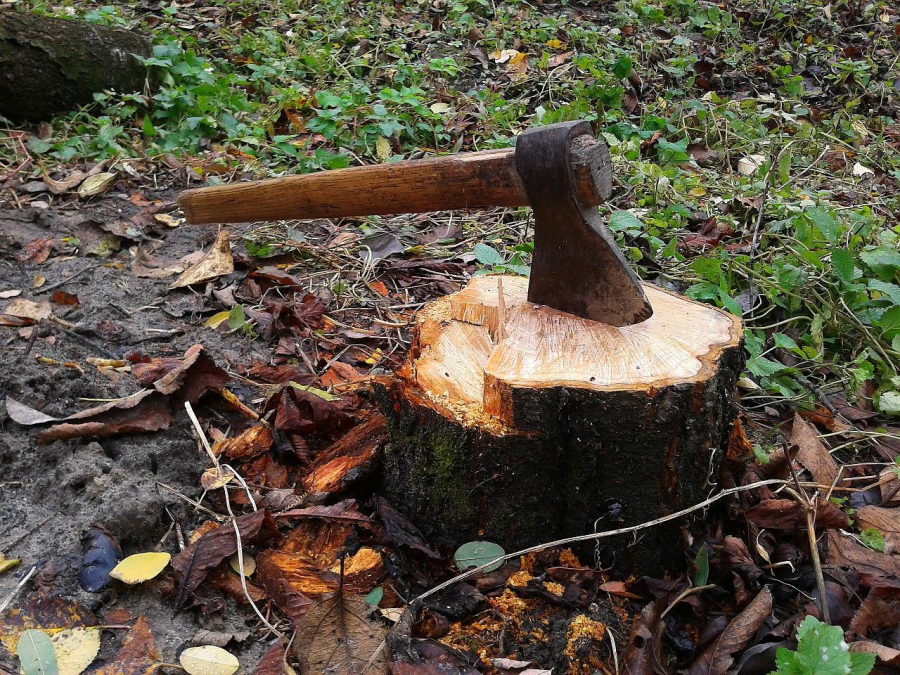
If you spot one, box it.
[0,198,898,675]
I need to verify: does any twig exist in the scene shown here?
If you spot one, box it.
[34,262,104,295]
[0,566,36,613]
[659,584,716,621]
[185,402,282,637]
[785,461,830,623]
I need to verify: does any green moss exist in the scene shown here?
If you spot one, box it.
[410,429,473,526]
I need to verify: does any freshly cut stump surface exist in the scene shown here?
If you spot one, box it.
[380,275,743,573]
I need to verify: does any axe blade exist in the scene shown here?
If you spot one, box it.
[515,121,653,327]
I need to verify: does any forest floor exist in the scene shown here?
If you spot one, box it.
[1,0,900,673]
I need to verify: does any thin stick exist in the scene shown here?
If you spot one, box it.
[0,566,36,613]
[496,277,507,343]
[34,262,104,295]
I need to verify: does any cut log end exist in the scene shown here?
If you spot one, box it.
[409,275,742,429]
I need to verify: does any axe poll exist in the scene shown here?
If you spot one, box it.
[177,121,652,327]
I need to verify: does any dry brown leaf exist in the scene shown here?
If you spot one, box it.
[0,595,97,652]
[849,590,900,639]
[791,414,840,487]
[78,172,118,198]
[745,498,847,530]
[878,467,900,505]
[686,586,773,675]
[94,616,162,675]
[294,594,388,675]
[36,390,173,442]
[3,298,52,321]
[856,505,900,553]
[827,530,900,582]
[43,170,87,194]
[849,641,900,665]
[171,229,234,288]
[171,509,278,609]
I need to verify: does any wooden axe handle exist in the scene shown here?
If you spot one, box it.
[178,139,611,224]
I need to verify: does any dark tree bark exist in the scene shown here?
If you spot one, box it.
[0,9,151,122]
[379,275,744,575]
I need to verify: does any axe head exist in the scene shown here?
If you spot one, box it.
[515,121,652,327]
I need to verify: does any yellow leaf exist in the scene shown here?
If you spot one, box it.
[33,274,46,288]
[364,348,383,365]
[170,229,234,289]
[204,311,231,329]
[201,466,234,491]
[229,553,256,577]
[688,187,707,197]
[109,552,171,584]
[179,645,240,675]
[545,38,565,49]
[0,553,21,574]
[429,102,451,114]
[375,136,392,162]
[51,627,101,675]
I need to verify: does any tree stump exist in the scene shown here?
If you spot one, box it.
[380,275,744,573]
[0,10,151,122]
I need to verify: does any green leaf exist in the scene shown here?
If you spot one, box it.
[718,289,742,316]
[878,391,900,416]
[473,243,504,267]
[454,541,505,573]
[747,356,783,377]
[868,280,900,305]
[806,207,839,242]
[227,305,245,330]
[860,248,900,272]
[877,306,900,337]
[860,528,885,552]
[612,55,633,79]
[773,333,802,353]
[772,616,875,675]
[692,258,723,284]
[364,586,384,606]
[17,630,59,675]
[692,546,709,586]
[831,248,856,284]
[608,211,644,233]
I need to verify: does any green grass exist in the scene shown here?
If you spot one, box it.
[3,0,900,417]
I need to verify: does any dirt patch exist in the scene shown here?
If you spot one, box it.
[0,199,273,668]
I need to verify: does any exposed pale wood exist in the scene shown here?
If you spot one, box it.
[177,139,612,225]
[380,275,745,573]
[414,275,742,426]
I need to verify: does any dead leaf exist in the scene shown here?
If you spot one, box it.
[50,626,101,675]
[150,343,230,403]
[278,499,372,525]
[77,172,117,198]
[687,587,773,675]
[827,530,900,582]
[849,642,900,666]
[357,233,404,263]
[0,289,22,299]
[254,638,290,675]
[294,594,388,675]
[737,154,766,175]
[213,424,274,461]
[6,397,60,425]
[43,171,87,194]
[94,616,161,675]
[171,510,279,609]
[375,497,440,558]
[849,590,900,639]
[50,290,79,306]
[171,229,234,288]
[855,505,900,553]
[34,390,173,442]
[257,547,384,600]
[0,595,97,653]
[4,298,52,321]
[745,498,847,530]
[622,599,665,675]
[547,51,574,67]
[22,237,55,264]
[791,414,840,487]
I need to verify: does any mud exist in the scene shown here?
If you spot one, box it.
[0,198,274,668]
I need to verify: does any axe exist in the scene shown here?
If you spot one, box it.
[177,120,652,326]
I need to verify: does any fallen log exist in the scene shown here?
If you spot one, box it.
[379,275,744,573]
[0,9,151,122]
